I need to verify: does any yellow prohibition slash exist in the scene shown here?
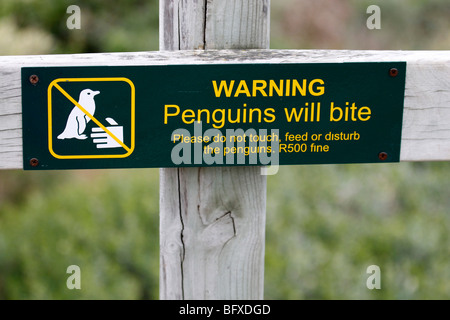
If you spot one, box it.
[48,77,135,159]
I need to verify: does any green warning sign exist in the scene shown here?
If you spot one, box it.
[21,62,406,170]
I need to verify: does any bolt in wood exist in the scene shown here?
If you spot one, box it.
[29,158,39,167]
[29,74,39,85]
[389,68,399,77]
[378,152,388,161]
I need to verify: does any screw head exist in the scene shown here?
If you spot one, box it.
[389,68,399,77]
[29,74,39,85]
[29,158,39,167]
[378,152,388,161]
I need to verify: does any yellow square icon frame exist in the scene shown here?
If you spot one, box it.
[47,77,135,159]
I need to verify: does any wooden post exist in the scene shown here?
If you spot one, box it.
[159,0,270,299]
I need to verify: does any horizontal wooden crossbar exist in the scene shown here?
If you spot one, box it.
[0,49,449,169]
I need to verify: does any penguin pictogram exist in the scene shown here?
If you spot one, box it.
[57,89,100,140]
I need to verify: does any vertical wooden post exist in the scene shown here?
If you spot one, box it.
[159,0,270,300]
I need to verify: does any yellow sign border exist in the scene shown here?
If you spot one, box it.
[48,77,135,159]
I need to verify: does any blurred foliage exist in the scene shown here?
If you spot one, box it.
[0,170,160,299]
[265,163,450,299]
[272,0,450,50]
[0,0,449,299]
[0,0,159,54]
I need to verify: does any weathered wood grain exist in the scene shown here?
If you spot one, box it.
[204,0,270,49]
[1,49,449,169]
[161,166,267,299]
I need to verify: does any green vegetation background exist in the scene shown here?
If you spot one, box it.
[0,0,449,299]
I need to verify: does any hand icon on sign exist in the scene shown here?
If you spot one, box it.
[91,117,124,149]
